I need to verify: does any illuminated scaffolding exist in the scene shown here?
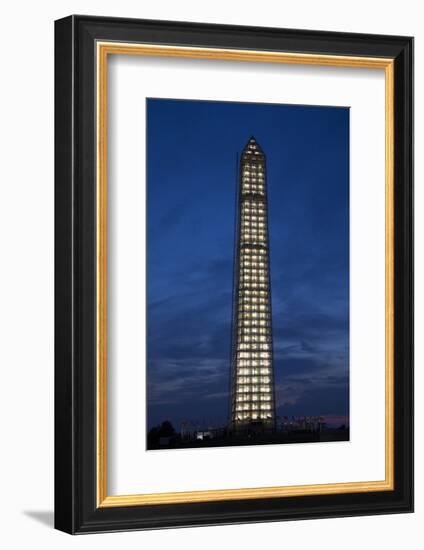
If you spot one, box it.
[230,137,276,430]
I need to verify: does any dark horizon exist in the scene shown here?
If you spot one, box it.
[147,98,349,432]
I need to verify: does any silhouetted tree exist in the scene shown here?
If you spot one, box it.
[147,426,160,448]
[158,420,175,437]
[147,420,176,449]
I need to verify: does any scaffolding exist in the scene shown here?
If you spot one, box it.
[230,137,276,431]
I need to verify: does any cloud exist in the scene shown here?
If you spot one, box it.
[147,246,349,426]
[275,369,349,417]
[146,99,349,428]
[148,355,228,404]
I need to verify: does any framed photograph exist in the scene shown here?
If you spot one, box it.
[54,15,413,533]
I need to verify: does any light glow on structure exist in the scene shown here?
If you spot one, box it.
[230,137,276,429]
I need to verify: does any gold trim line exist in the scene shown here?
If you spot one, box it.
[96,41,395,507]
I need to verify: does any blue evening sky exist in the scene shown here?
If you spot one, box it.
[146,98,349,430]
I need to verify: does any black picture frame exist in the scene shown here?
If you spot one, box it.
[55,15,413,534]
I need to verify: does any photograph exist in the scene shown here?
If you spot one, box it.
[146,98,350,450]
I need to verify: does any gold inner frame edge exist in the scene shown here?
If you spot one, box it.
[96,42,395,508]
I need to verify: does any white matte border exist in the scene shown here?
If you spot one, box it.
[107,55,386,496]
